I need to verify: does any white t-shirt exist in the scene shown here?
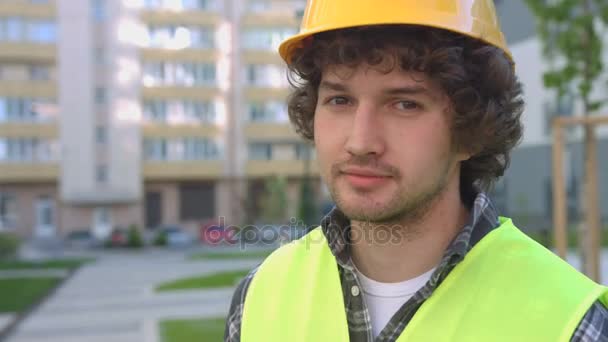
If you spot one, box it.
[354,265,436,338]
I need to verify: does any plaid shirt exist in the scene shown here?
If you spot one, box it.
[225,192,608,341]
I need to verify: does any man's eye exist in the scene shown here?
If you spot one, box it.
[326,96,350,105]
[394,100,420,111]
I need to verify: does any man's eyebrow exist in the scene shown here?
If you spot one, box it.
[384,85,430,96]
[319,81,349,92]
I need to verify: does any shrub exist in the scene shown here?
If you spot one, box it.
[153,230,168,246]
[126,225,143,248]
[0,232,20,260]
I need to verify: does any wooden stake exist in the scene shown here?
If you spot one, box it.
[586,127,600,281]
[552,119,567,259]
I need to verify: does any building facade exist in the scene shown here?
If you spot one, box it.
[0,0,317,240]
[494,0,608,230]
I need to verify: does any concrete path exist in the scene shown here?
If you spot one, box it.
[6,249,261,342]
[0,314,15,333]
[6,246,608,342]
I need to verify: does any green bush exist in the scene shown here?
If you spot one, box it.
[127,225,143,248]
[154,230,168,246]
[0,232,20,260]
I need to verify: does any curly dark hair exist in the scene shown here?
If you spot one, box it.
[286,25,524,203]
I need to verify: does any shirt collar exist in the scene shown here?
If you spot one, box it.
[320,191,501,269]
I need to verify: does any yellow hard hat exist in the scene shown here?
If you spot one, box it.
[279,0,511,64]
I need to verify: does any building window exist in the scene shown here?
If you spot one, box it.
[6,18,24,41]
[178,63,216,85]
[143,138,168,161]
[242,28,297,50]
[95,87,107,105]
[96,125,107,144]
[183,100,215,123]
[182,138,219,160]
[244,64,286,87]
[96,164,108,183]
[0,138,57,162]
[295,143,314,160]
[143,62,216,86]
[248,0,271,12]
[182,0,214,10]
[248,142,273,160]
[91,0,106,22]
[248,101,288,122]
[146,25,213,49]
[143,0,215,10]
[94,47,106,65]
[26,20,56,43]
[143,138,219,161]
[143,100,167,122]
[0,193,17,230]
[29,65,50,81]
[0,97,56,123]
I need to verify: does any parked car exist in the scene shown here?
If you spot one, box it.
[65,230,101,249]
[107,228,128,247]
[157,225,194,248]
[200,220,237,245]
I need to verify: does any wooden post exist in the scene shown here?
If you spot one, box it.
[586,127,600,281]
[552,115,608,280]
[552,118,568,259]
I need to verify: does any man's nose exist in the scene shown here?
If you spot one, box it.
[344,103,385,157]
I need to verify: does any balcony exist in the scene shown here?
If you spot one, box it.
[241,13,300,28]
[141,86,220,100]
[0,81,56,98]
[0,42,55,62]
[241,50,283,65]
[140,49,218,63]
[246,160,318,177]
[0,1,55,19]
[0,163,58,182]
[143,161,223,180]
[140,10,220,26]
[243,87,290,101]
[142,124,220,138]
[0,123,58,138]
[244,122,297,140]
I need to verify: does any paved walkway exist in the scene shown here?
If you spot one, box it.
[5,246,608,342]
[6,249,260,342]
[0,314,15,333]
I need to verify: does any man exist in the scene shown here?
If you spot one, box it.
[225,1,608,341]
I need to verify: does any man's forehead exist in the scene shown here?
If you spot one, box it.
[320,64,436,92]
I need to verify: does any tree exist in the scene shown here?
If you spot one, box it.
[260,176,288,223]
[298,176,318,227]
[524,0,608,280]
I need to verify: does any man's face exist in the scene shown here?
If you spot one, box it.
[314,63,469,224]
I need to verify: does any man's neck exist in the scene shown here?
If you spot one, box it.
[350,179,470,283]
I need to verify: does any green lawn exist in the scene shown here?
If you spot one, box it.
[0,277,61,312]
[160,317,225,342]
[0,258,94,270]
[156,270,250,292]
[189,249,274,261]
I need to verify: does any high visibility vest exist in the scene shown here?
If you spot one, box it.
[241,218,608,341]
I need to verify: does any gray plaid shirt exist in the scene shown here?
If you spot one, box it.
[225,192,608,341]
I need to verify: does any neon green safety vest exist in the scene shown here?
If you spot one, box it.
[242,218,608,341]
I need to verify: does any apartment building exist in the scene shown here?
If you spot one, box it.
[0,0,317,240]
